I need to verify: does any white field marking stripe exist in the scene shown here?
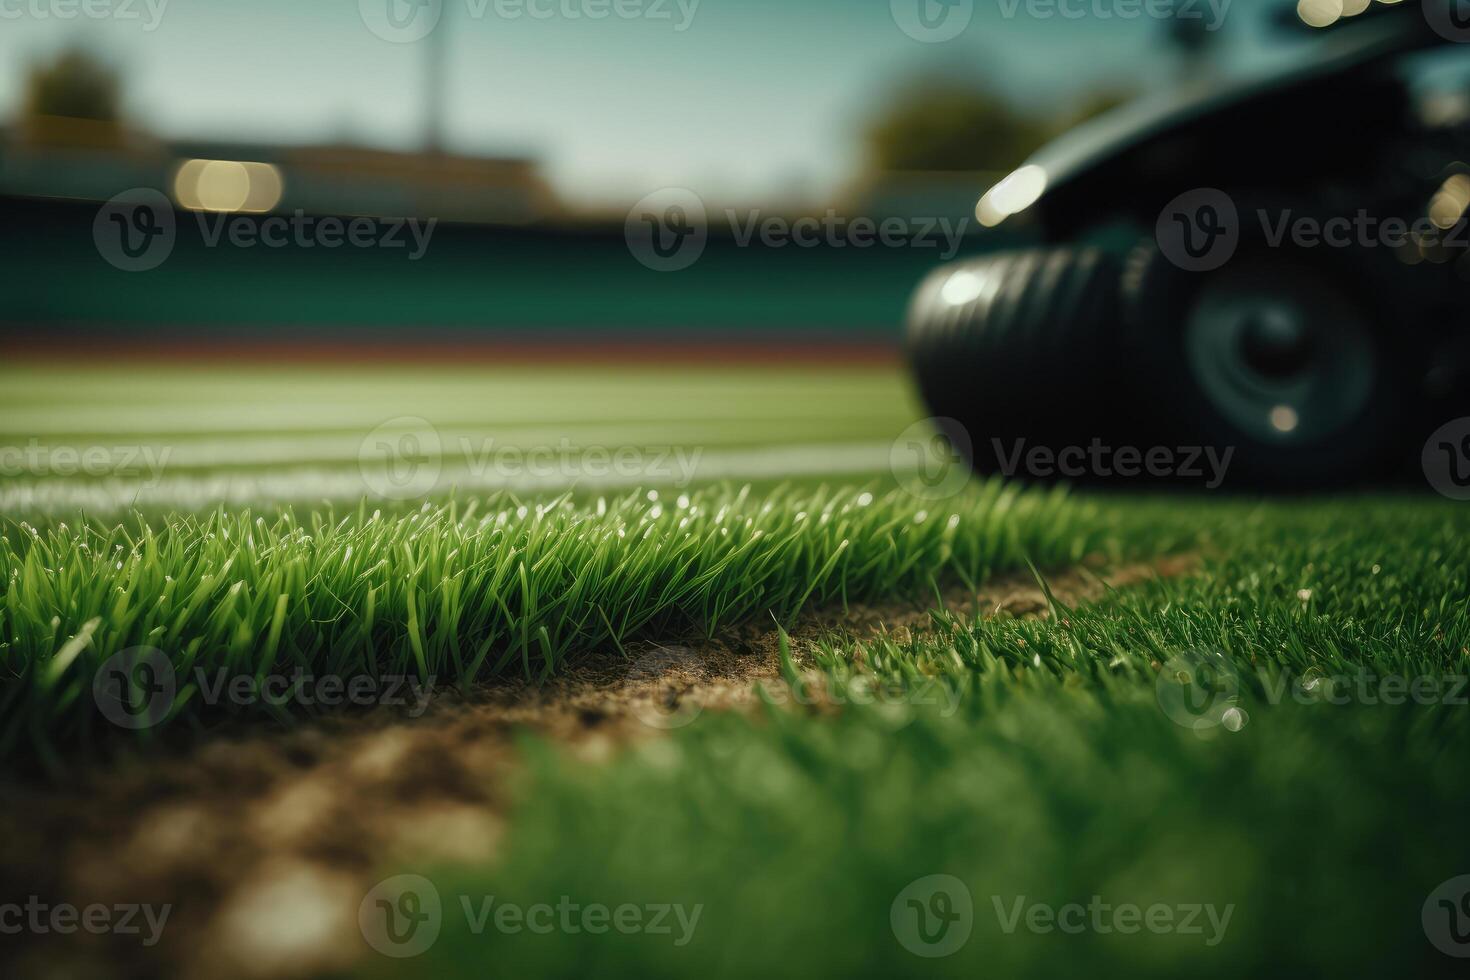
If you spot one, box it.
[0,443,903,513]
[0,372,899,398]
[0,425,896,471]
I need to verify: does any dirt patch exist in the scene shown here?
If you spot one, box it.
[0,555,1195,979]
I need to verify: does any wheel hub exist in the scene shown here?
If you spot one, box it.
[1183,262,1376,446]
[1237,307,1316,380]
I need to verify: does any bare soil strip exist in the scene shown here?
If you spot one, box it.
[0,554,1196,979]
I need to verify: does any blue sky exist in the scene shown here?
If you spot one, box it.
[0,0,1287,206]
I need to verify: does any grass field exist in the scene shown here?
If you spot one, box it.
[407,497,1470,979]
[2,362,1468,977]
[0,364,918,512]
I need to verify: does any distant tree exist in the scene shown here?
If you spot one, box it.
[864,79,1049,173]
[23,47,121,122]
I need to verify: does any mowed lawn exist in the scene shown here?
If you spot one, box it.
[1,362,1468,977]
[1,361,1108,758]
[413,498,1470,980]
[0,363,923,512]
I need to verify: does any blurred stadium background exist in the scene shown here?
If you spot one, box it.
[6,0,1465,511]
[0,0,1345,359]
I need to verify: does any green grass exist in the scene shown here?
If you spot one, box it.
[5,361,1469,975]
[380,498,1470,979]
[0,364,921,512]
[0,360,957,761]
[0,481,1126,763]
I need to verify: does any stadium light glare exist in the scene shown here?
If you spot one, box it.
[172,159,284,213]
[1297,0,1343,28]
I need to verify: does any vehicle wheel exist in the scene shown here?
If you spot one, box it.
[904,247,1128,480]
[1122,238,1408,487]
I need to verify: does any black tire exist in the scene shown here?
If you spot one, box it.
[904,247,1131,481]
[1121,228,1411,488]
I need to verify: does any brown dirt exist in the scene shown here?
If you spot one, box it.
[0,554,1196,979]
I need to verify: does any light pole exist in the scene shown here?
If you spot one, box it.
[424,0,450,154]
